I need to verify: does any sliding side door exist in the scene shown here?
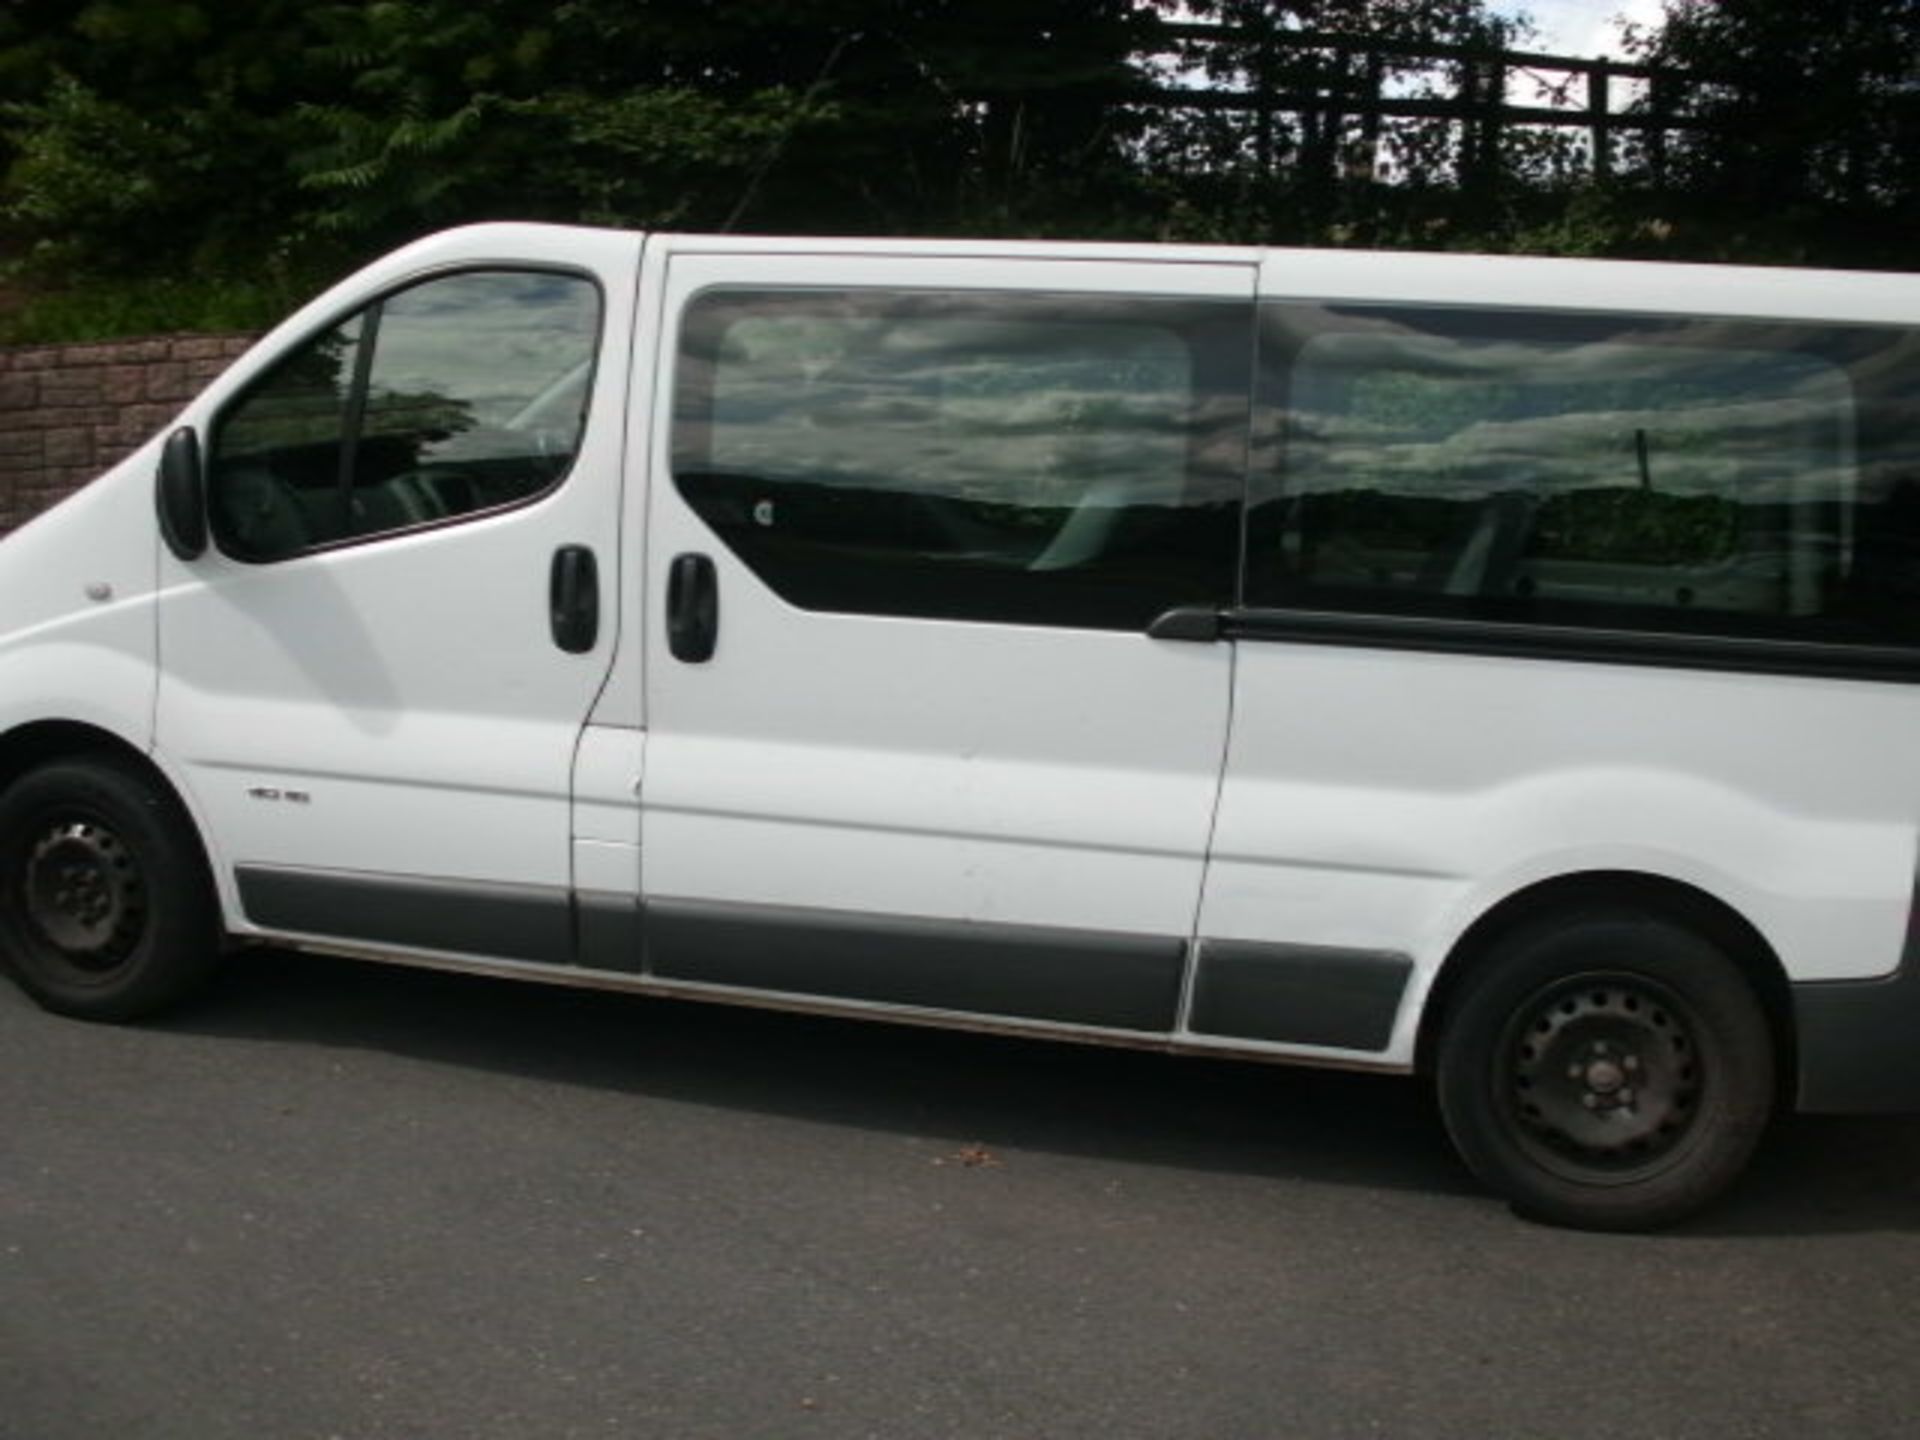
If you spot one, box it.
[638,246,1253,1032]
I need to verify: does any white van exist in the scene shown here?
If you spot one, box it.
[3,224,1917,1229]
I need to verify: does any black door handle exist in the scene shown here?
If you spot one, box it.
[667,552,718,663]
[549,544,599,653]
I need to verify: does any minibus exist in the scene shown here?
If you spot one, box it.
[3,224,1917,1228]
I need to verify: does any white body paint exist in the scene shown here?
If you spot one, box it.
[2,224,1914,1080]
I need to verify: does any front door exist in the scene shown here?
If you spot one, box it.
[155,233,636,961]
[639,247,1253,1032]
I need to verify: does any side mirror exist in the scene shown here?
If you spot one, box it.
[156,427,208,561]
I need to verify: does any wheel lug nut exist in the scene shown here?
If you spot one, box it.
[1568,1064,1583,1080]
[1624,1055,1640,1072]
[1619,1088,1635,1104]
[1582,1094,1599,1109]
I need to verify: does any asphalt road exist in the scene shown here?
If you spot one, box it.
[3,950,1918,1440]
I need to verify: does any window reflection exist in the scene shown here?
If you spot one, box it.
[1255,306,1920,647]
[210,270,600,561]
[673,291,1248,630]
[210,318,362,559]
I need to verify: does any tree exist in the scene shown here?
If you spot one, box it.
[2,2,332,276]
[290,1,1156,242]
[2,0,1163,285]
[11,0,1913,342]
[1626,0,1920,261]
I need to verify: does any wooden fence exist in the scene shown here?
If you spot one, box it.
[1136,22,1697,177]
[1104,22,1698,188]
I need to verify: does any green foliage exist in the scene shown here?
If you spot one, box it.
[534,88,839,230]
[0,270,314,345]
[1,1,327,280]
[1629,1,1920,210]
[4,76,180,240]
[1609,0,1920,268]
[288,1,549,242]
[0,1,1915,344]
[0,0,1161,291]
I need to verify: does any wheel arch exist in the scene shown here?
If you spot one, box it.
[1416,870,1796,1103]
[0,719,221,889]
[0,719,154,788]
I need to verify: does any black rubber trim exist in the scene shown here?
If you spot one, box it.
[1224,608,1920,684]
[1793,874,1920,1114]
[1187,940,1413,1051]
[237,865,571,965]
[1146,606,1224,642]
[336,296,384,522]
[575,890,643,974]
[645,897,1186,1032]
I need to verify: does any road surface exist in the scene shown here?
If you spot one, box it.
[4,950,1917,1438]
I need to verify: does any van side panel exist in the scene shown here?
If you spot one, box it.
[1197,643,1917,1064]
[1198,259,1920,1073]
[0,454,161,753]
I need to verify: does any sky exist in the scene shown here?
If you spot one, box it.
[1496,0,1669,58]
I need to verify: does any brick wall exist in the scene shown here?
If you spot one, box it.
[0,332,257,535]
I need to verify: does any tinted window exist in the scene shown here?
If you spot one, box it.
[671,290,1250,630]
[209,317,362,560]
[211,270,600,561]
[1251,306,1920,647]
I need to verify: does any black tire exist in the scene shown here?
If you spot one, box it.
[0,755,220,1021]
[1435,907,1774,1231]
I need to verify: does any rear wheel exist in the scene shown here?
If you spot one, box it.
[1436,908,1774,1230]
[0,756,219,1020]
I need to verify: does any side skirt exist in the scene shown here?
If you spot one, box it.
[237,864,572,965]
[1187,940,1414,1052]
[644,896,1186,1033]
[258,931,1413,1076]
[232,865,1415,1071]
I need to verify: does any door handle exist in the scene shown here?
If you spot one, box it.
[667,552,719,663]
[549,544,600,653]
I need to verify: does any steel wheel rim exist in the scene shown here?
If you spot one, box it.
[21,815,147,972]
[1499,971,1707,1186]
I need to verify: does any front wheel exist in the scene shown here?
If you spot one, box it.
[1436,908,1775,1231]
[0,755,220,1021]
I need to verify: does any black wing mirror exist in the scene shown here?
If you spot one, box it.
[156,427,208,561]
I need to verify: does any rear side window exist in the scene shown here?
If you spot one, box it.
[210,270,600,562]
[1249,305,1920,648]
[670,289,1250,630]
